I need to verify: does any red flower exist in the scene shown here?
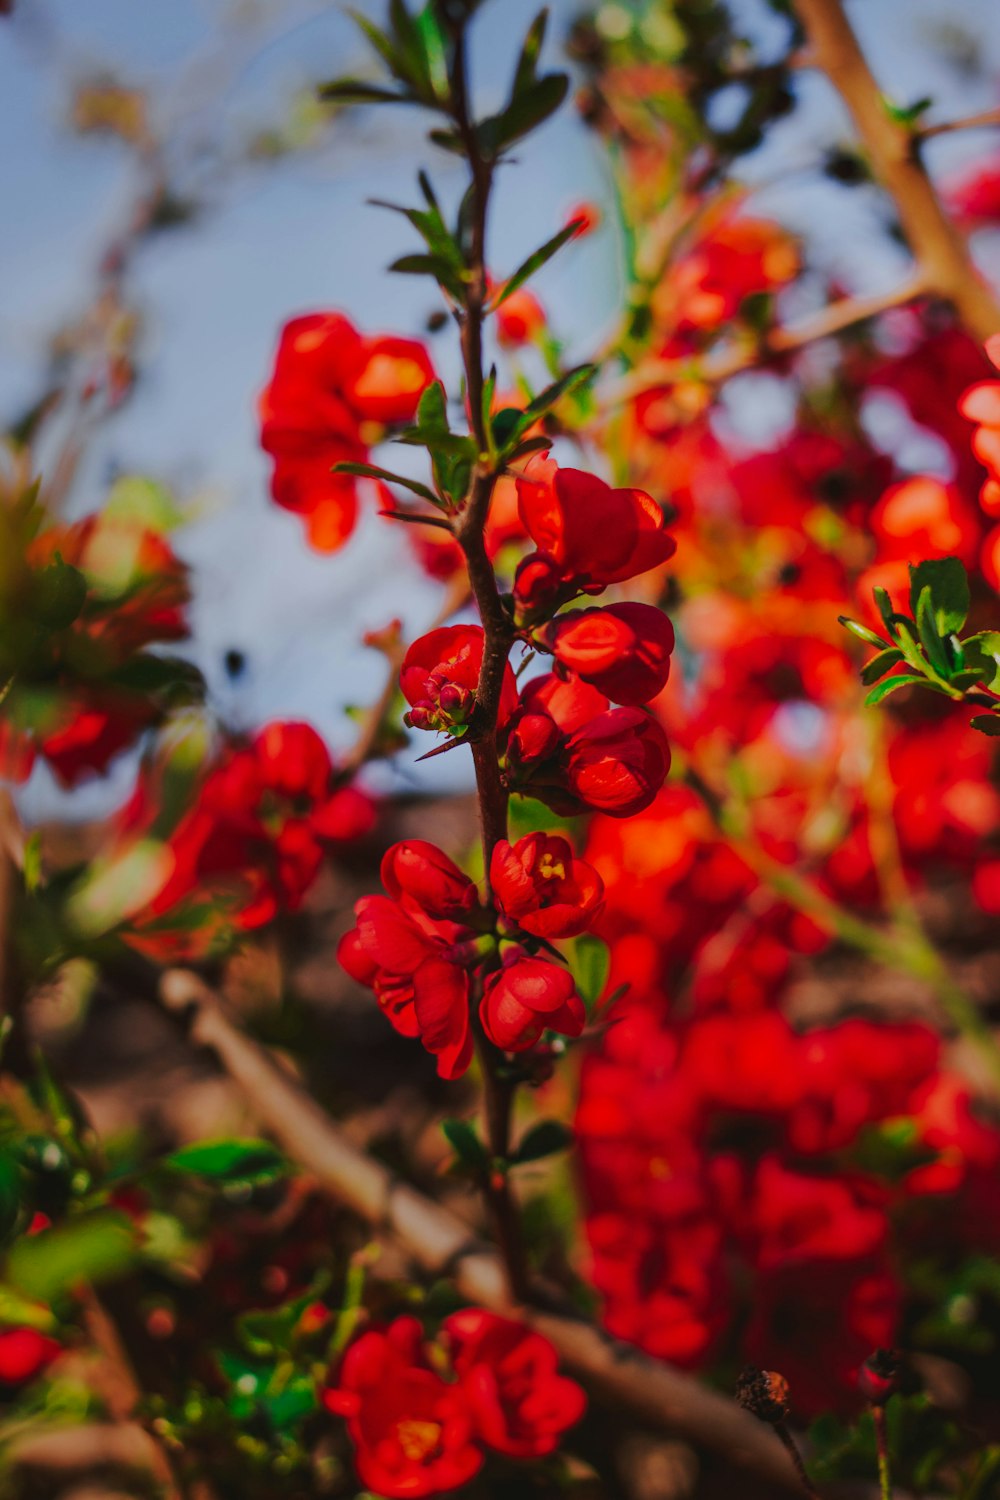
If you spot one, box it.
[495,287,546,347]
[480,954,585,1051]
[516,455,675,589]
[443,1309,585,1458]
[563,706,670,817]
[121,721,375,955]
[490,833,604,938]
[340,895,474,1079]
[401,625,518,734]
[537,602,674,705]
[959,336,1000,516]
[381,840,479,921]
[259,312,435,552]
[0,1328,61,1386]
[323,1318,482,1498]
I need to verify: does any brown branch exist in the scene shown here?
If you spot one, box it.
[791,0,1000,341]
[158,968,803,1495]
[917,106,1000,141]
[610,273,929,404]
[445,14,524,1299]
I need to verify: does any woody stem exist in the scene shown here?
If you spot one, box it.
[447,14,527,1302]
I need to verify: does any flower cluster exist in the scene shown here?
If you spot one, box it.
[338,832,601,1075]
[259,311,435,551]
[120,720,375,955]
[577,996,1000,1414]
[0,504,192,786]
[322,1311,585,1497]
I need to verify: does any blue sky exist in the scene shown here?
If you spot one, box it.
[1,0,998,818]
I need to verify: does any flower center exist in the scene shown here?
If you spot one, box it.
[537,853,566,882]
[396,1418,443,1461]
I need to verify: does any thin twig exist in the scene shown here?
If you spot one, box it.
[917,106,1000,141]
[791,0,1000,341]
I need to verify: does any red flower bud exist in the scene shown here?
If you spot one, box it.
[516,455,675,588]
[480,955,585,1051]
[857,1349,901,1407]
[564,707,670,817]
[537,602,674,705]
[401,625,518,734]
[381,840,479,920]
[490,834,604,938]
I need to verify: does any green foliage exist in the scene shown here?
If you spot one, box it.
[7,1211,137,1302]
[165,1138,290,1193]
[840,558,1000,732]
[565,932,610,1008]
[515,1119,573,1164]
[442,1117,490,1173]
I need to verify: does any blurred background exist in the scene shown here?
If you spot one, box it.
[1,0,999,819]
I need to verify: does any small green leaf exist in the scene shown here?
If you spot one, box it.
[908,558,970,635]
[477,73,569,158]
[512,8,549,96]
[839,615,889,650]
[971,713,1000,736]
[389,253,465,297]
[8,1212,137,1301]
[915,585,951,676]
[964,631,1000,692]
[568,932,610,1006]
[883,93,933,126]
[492,220,580,309]
[165,1138,288,1186]
[864,673,925,706]
[523,363,596,420]
[442,1118,489,1173]
[415,380,450,438]
[23,831,43,894]
[317,78,406,105]
[332,461,440,506]
[872,585,896,636]
[515,1119,573,1165]
[860,647,904,685]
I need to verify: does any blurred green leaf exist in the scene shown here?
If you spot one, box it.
[515,1119,573,1164]
[908,558,969,635]
[7,1212,137,1301]
[165,1138,288,1187]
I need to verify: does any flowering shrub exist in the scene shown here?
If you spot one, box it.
[2,1,1000,1498]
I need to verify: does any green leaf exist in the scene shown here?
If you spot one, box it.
[318,78,407,105]
[860,647,904,685]
[0,1152,20,1245]
[348,11,408,80]
[872,586,896,636]
[442,1118,489,1173]
[908,558,969,635]
[165,1138,288,1187]
[839,615,889,650]
[7,1212,137,1301]
[389,253,465,297]
[415,3,449,101]
[963,631,1000,693]
[915,585,951,676]
[23,832,43,894]
[970,713,1000,736]
[512,8,549,96]
[883,94,933,126]
[477,73,569,158]
[568,932,610,1006]
[332,461,440,506]
[415,379,450,438]
[493,220,579,309]
[515,1119,573,1164]
[523,363,596,420]
[29,553,88,630]
[864,673,925,706]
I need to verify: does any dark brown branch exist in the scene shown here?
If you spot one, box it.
[158,968,803,1495]
[445,13,524,1298]
[792,0,1000,341]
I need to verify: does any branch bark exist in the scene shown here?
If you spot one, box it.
[792,0,1000,341]
[158,968,804,1496]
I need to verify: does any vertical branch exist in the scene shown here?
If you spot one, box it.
[792,0,1000,341]
[445,13,526,1301]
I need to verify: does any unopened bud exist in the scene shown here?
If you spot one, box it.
[858,1348,901,1407]
[735,1365,790,1424]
